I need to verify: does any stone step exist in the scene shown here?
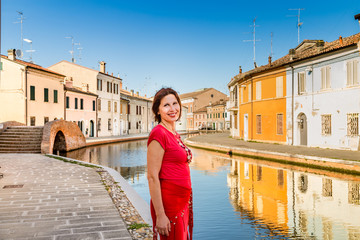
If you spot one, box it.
[0,146,41,151]
[0,134,43,139]
[0,150,41,153]
[7,126,43,129]
[1,131,43,136]
[0,143,41,147]
[0,139,42,144]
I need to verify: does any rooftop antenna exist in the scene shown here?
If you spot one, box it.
[65,36,75,63]
[288,8,305,44]
[14,11,25,59]
[243,17,261,67]
[23,38,35,63]
[270,32,274,58]
[75,42,83,64]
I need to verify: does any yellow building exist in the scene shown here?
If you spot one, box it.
[230,58,287,143]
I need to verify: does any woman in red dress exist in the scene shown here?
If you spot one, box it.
[147,88,193,240]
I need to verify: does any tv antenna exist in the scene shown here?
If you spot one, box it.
[14,11,25,59]
[243,17,261,68]
[270,32,274,58]
[65,36,75,63]
[23,38,35,63]
[75,42,83,64]
[288,8,305,44]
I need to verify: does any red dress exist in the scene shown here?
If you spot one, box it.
[148,125,193,240]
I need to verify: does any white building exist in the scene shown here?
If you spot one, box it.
[285,35,360,150]
[49,60,122,137]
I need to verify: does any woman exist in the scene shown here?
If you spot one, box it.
[147,88,193,240]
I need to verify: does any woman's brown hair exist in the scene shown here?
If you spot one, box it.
[152,88,182,123]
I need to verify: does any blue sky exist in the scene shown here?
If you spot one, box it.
[2,0,359,97]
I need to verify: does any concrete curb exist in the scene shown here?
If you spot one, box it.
[46,154,152,226]
[184,139,360,175]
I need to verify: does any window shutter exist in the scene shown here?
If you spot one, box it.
[321,68,325,89]
[354,60,359,85]
[347,61,352,86]
[326,66,331,88]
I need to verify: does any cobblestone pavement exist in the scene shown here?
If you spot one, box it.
[0,154,132,240]
[188,132,360,161]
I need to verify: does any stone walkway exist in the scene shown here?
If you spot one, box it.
[187,132,360,161]
[0,154,132,240]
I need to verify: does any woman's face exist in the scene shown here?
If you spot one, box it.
[158,94,180,124]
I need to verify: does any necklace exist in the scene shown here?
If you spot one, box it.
[160,122,177,135]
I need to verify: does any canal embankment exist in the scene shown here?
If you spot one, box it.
[0,154,152,240]
[185,132,360,175]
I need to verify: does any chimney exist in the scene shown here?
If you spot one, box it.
[119,81,122,89]
[136,91,139,96]
[144,94,147,97]
[131,90,134,96]
[316,40,325,51]
[289,49,296,61]
[239,66,242,74]
[65,77,73,88]
[82,84,89,92]
[111,73,113,76]
[254,62,258,68]
[339,36,343,45]
[268,56,272,65]
[100,61,106,73]
[7,49,16,61]
[220,99,224,104]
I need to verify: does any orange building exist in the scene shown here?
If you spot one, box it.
[230,58,287,143]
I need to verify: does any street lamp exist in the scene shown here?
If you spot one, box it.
[23,38,35,63]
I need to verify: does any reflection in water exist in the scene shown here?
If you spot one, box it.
[65,140,360,239]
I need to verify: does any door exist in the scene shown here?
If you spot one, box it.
[299,113,307,146]
[244,114,248,141]
[90,120,94,137]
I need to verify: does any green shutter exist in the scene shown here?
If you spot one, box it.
[30,86,35,100]
[75,98,78,109]
[54,90,58,103]
[44,88,49,102]
[66,97,69,108]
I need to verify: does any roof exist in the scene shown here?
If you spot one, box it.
[229,32,360,86]
[64,86,98,97]
[193,106,207,113]
[120,89,152,102]
[1,55,65,77]
[49,60,123,81]
[207,98,228,108]
[179,88,213,99]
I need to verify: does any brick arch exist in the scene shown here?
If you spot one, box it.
[41,120,86,154]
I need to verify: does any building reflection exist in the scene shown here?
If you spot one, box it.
[227,158,360,239]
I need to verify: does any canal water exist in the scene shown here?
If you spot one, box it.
[63,139,360,239]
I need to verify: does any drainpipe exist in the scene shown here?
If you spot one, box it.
[250,77,253,140]
[96,97,98,137]
[25,67,28,125]
[291,66,294,145]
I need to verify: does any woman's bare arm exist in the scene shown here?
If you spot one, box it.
[147,140,171,236]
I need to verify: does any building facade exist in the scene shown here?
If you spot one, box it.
[49,60,122,137]
[0,50,65,126]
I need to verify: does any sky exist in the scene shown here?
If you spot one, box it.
[1,0,360,97]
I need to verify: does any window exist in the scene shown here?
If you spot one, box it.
[75,98,78,109]
[98,118,101,131]
[277,114,283,135]
[297,72,306,94]
[190,105,192,113]
[110,82,112,93]
[347,113,359,136]
[347,60,359,86]
[136,106,138,115]
[108,118,111,130]
[30,116,35,126]
[322,178,332,197]
[240,87,243,103]
[256,115,261,134]
[80,99,83,110]
[128,104,131,114]
[248,84,251,102]
[128,122,131,129]
[0,62,3,70]
[66,97,70,108]
[97,79,102,91]
[54,90,58,103]
[44,88,49,102]
[30,86,35,100]
[321,66,331,90]
[256,81,261,100]
[93,100,96,111]
[321,114,331,135]
[276,76,284,97]
[108,101,111,112]
[98,99,101,111]
[136,122,139,129]
[140,106,142,115]
[114,102,117,112]
[107,82,109,92]
[44,117,49,124]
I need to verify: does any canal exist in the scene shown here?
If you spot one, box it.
[63,139,360,239]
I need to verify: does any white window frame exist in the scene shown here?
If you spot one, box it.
[298,72,306,94]
[321,114,331,135]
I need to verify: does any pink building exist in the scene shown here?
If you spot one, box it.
[64,79,98,137]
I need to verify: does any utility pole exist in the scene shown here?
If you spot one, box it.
[14,11,25,59]
[243,17,261,68]
[288,8,305,44]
